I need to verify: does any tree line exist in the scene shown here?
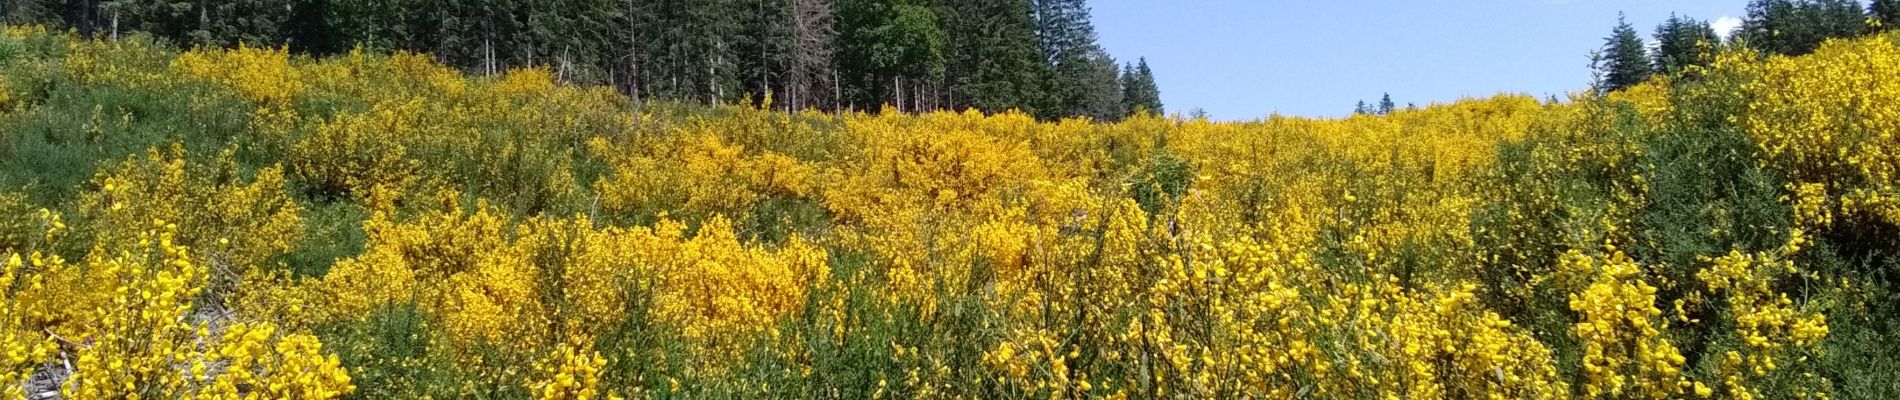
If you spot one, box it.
[0,0,1163,120]
[1595,0,1899,93]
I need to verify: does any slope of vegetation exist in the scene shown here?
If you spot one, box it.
[0,26,1897,399]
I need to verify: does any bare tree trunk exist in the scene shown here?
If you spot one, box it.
[483,36,495,75]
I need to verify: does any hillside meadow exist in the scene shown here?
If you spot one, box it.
[0,26,1897,399]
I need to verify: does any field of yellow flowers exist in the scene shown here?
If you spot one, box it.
[0,26,1898,399]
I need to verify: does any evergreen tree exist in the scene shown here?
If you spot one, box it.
[1653,14,1719,75]
[1034,0,1091,64]
[1743,0,1799,55]
[1598,13,1652,93]
[1744,0,1868,56]
[1051,42,1119,120]
[1812,0,1867,40]
[1119,57,1161,116]
[1035,0,1120,120]
[1377,92,1395,115]
[0,0,57,25]
[736,0,791,105]
[937,0,1047,115]
[651,0,741,103]
[1354,100,1370,115]
[1876,0,1900,30]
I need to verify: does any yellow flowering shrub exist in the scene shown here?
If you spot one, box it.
[645,215,828,357]
[1742,35,1900,226]
[1565,249,1698,398]
[191,322,355,399]
[290,100,423,199]
[6,24,1899,399]
[79,145,304,274]
[172,43,305,106]
[529,340,618,400]
[1696,234,1830,399]
[0,215,349,399]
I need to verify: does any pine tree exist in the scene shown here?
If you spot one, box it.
[0,0,57,25]
[1653,14,1719,75]
[736,0,791,105]
[1876,0,1900,30]
[650,0,741,103]
[1598,13,1652,93]
[1744,0,1868,56]
[1052,44,1119,120]
[1035,0,1121,120]
[1034,0,1092,64]
[1120,57,1161,116]
[1743,0,1802,55]
[937,0,1046,115]
[1377,92,1395,115]
[1812,0,1867,40]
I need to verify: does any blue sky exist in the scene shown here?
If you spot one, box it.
[1091,1,1748,120]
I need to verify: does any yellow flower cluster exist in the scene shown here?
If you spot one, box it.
[192,322,355,399]
[1743,35,1900,227]
[592,131,818,222]
[81,145,304,274]
[529,340,617,400]
[1564,249,1699,398]
[290,100,424,199]
[1697,235,1830,399]
[0,216,350,399]
[311,191,824,377]
[171,43,305,105]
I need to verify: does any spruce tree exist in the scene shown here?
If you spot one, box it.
[1120,57,1161,116]
[736,0,791,105]
[1035,0,1121,120]
[1745,0,1867,56]
[1876,0,1900,30]
[938,0,1047,115]
[1599,13,1653,93]
[1653,14,1719,75]
[1812,0,1867,40]
[1743,0,1799,55]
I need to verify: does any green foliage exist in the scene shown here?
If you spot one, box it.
[316,302,469,399]
[1742,0,1869,56]
[1119,57,1160,116]
[282,200,368,278]
[1129,148,1191,216]
[1599,13,1654,93]
[1653,14,1721,75]
[938,0,1047,115]
[836,0,946,110]
[1035,0,1121,121]
[1877,0,1900,31]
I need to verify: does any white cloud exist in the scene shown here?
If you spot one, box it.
[1712,16,1744,39]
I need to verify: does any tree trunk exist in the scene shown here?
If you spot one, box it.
[625,0,642,105]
